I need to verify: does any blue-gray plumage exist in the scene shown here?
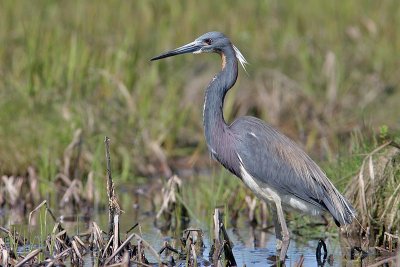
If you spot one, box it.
[151,32,356,258]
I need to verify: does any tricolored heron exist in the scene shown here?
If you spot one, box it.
[151,32,356,259]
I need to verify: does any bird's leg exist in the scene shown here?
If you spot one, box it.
[274,199,289,241]
[273,198,290,261]
[269,204,283,249]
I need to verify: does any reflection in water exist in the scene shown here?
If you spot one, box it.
[227,226,337,266]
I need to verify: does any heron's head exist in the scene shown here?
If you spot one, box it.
[151,31,248,69]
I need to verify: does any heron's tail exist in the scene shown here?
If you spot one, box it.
[324,193,356,227]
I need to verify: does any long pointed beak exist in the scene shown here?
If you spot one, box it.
[151,41,203,61]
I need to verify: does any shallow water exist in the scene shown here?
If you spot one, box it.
[142,229,349,266]
[73,222,383,266]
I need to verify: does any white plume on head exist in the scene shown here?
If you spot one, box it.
[233,45,249,73]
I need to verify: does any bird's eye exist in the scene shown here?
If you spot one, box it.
[204,38,212,45]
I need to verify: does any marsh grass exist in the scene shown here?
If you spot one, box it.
[0,1,400,257]
[344,142,400,249]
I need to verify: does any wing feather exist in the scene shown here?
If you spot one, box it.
[230,116,356,225]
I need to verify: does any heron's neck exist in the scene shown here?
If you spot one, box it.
[203,48,238,152]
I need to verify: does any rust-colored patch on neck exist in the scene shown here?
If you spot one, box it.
[220,52,226,70]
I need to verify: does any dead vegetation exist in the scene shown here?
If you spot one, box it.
[155,175,190,232]
[0,129,95,226]
[345,141,400,254]
[0,167,41,225]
